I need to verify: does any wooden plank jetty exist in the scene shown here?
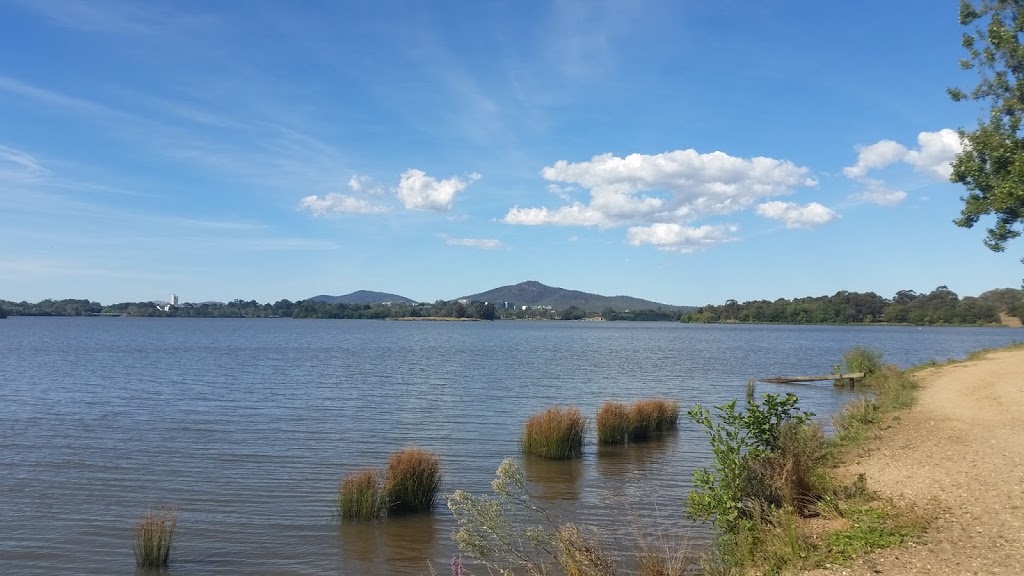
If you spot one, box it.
[759,372,864,386]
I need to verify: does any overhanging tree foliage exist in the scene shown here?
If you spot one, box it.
[949,0,1024,261]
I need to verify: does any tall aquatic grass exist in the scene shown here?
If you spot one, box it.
[384,448,442,515]
[521,406,586,459]
[631,399,679,440]
[596,398,679,444]
[595,401,632,444]
[338,468,387,521]
[134,505,176,568]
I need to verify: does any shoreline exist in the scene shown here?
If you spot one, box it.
[807,344,1024,574]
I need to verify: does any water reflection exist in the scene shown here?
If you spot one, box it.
[338,515,440,574]
[522,454,583,502]
[595,431,677,478]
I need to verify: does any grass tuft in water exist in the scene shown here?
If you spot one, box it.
[595,401,633,444]
[597,398,679,444]
[383,447,443,515]
[134,505,176,568]
[338,468,387,521]
[521,406,586,459]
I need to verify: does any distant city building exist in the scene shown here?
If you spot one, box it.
[170,294,179,306]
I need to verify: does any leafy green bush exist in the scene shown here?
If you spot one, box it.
[686,393,814,533]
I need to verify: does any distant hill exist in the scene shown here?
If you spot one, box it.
[308,290,416,305]
[459,280,693,313]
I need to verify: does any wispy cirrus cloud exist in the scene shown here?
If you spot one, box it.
[444,237,505,250]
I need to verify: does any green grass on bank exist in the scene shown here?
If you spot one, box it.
[693,346,948,575]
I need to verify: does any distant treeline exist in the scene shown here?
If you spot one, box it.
[0,298,676,321]
[682,287,1023,326]
[4,287,1021,325]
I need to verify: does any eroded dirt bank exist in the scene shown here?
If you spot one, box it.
[811,347,1024,575]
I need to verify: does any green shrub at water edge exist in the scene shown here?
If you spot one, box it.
[686,392,816,533]
[842,346,883,377]
[134,505,177,568]
[521,406,586,459]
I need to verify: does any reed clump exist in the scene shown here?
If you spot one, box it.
[134,505,176,568]
[383,448,443,515]
[595,401,632,444]
[597,398,680,444]
[521,406,586,459]
[338,468,387,521]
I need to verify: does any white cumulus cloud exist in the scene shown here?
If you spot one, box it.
[445,237,505,250]
[844,129,962,180]
[297,193,389,215]
[396,169,481,212]
[626,223,739,253]
[503,149,817,229]
[848,179,908,207]
[756,201,836,229]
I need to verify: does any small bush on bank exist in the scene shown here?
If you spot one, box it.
[521,406,586,459]
[383,448,442,515]
[338,468,386,521]
[842,346,883,377]
[134,505,176,568]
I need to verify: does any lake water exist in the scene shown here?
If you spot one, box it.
[1,318,1020,575]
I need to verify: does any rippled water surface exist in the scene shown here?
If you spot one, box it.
[2,318,1020,574]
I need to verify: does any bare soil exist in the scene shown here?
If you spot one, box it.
[807,347,1024,575]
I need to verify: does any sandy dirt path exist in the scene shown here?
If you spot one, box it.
[809,347,1024,575]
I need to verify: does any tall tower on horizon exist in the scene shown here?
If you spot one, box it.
[170,294,179,307]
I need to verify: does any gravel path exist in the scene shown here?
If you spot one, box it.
[807,347,1024,575]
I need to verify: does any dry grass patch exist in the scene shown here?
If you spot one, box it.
[521,406,586,459]
[597,398,679,445]
[384,448,442,515]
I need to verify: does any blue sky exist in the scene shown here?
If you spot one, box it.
[1,0,1020,306]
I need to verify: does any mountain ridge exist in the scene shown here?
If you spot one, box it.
[309,290,416,305]
[459,280,691,313]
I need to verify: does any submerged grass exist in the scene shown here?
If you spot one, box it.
[134,505,176,568]
[596,398,679,444]
[384,448,442,515]
[338,468,387,521]
[521,406,586,459]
